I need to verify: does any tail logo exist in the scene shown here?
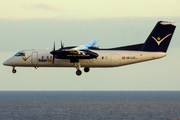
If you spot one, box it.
[152,34,172,45]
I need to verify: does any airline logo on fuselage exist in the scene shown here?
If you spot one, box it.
[22,55,31,61]
[152,34,172,45]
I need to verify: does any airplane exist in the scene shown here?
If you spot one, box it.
[3,21,176,76]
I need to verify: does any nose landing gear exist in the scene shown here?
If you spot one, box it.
[12,67,17,73]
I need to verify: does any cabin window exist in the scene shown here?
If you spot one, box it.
[42,56,44,59]
[102,56,104,59]
[47,56,49,59]
[15,52,25,56]
[50,56,52,59]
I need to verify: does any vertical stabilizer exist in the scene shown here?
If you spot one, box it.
[141,21,176,52]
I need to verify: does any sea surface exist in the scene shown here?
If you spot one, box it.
[0,91,179,120]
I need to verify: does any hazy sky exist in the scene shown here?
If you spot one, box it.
[1,0,180,20]
[1,0,180,91]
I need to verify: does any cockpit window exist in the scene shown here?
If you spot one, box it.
[15,52,25,56]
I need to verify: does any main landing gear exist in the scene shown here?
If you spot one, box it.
[74,62,82,76]
[76,70,82,76]
[84,67,90,73]
[74,62,90,76]
[12,67,17,73]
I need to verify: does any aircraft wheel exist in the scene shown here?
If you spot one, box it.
[12,69,17,73]
[76,70,82,76]
[84,67,90,73]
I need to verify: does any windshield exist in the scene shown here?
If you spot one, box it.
[15,52,25,56]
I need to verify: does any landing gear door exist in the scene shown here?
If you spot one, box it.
[32,52,38,65]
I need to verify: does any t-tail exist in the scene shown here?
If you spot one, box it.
[141,21,176,52]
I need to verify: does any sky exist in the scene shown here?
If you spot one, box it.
[0,0,180,91]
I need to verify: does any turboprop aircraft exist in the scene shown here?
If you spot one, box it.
[3,21,176,76]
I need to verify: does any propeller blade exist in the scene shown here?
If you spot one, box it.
[53,42,55,51]
[50,42,56,64]
[52,54,55,64]
[61,40,64,49]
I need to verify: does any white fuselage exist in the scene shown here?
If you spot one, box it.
[3,49,167,68]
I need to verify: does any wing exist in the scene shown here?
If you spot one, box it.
[53,40,99,59]
[65,40,98,55]
[71,40,98,51]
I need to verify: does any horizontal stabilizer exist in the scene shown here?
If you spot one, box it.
[160,21,175,25]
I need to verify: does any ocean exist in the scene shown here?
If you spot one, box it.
[0,91,179,120]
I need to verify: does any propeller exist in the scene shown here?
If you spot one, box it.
[50,41,65,64]
[50,42,56,64]
[61,40,64,49]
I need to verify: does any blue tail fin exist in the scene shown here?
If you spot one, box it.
[141,21,176,52]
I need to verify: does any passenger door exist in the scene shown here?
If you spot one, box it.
[31,52,38,65]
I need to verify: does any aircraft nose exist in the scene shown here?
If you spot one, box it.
[3,59,12,66]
